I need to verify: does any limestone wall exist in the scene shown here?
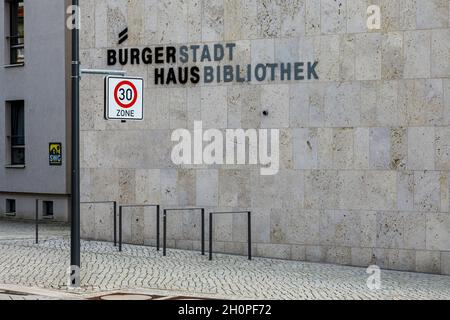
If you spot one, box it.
[79,0,450,274]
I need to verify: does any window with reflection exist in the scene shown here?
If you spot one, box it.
[10,101,25,165]
[9,0,24,64]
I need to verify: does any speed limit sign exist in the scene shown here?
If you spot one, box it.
[105,76,144,120]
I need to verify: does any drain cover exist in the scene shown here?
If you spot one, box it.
[99,294,157,300]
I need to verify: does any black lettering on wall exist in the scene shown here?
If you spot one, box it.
[280,63,291,81]
[142,47,152,64]
[224,65,233,82]
[130,48,140,65]
[105,39,320,85]
[155,47,164,64]
[201,46,212,62]
[166,68,177,85]
[214,44,224,61]
[179,46,189,63]
[119,49,128,65]
[166,46,177,64]
[178,67,189,84]
[267,64,278,81]
[107,50,117,66]
[236,65,246,83]
[294,62,304,80]
[308,61,319,80]
[190,67,200,84]
[255,64,267,82]
[155,68,164,85]
[204,66,214,83]
[226,43,236,61]
[190,45,200,63]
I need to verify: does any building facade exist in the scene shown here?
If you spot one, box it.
[0,0,71,222]
[78,0,450,275]
[1,0,450,275]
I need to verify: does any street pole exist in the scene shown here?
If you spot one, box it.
[68,2,127,287]
[70,0,80,285]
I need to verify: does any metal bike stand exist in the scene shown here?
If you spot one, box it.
[80,201,117,246]
[162,208,205,256]
[35,199,39,244]
[118,204,160,252]
[209,211,252,261]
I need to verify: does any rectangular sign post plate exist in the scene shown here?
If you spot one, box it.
[49,142,62,166]
[105,76,144,120]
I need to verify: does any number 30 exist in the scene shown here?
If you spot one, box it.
[119,88,133,101]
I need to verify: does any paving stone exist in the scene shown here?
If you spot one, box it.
[1,220,449,300]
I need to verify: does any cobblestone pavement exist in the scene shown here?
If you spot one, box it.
[0,219,69,241]
[0,220,449,300]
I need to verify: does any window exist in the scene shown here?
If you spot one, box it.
[7,0,24,64]
[6,199,16,214]
[43,201,54,217]
[7,101,25,165]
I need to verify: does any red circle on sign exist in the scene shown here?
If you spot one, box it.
[114,80,138,109]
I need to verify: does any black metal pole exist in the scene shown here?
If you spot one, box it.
[209,213,213,261]
[35,199,38,244]
[248,211,252,260]
[119,206,122,252]
[201,209,205,256]
[113,201,117,246]
[70,0,81,272]
[156,205,160,251]
[163,210,166,256]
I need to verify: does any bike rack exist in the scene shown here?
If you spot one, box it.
[80,201,117,246]
[163,208,205,256]
[35,199,39,244]
[209,211,252,261]
[118,204,160,252]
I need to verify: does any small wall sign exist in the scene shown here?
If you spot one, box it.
[49,143,62,166]
[105,76,144,120]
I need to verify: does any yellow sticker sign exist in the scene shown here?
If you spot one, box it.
[49,143,62,166]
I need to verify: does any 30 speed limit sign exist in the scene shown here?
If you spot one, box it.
[105,76,144,120]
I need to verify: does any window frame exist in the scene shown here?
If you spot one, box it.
[6,0,24,66]
[43,201,54,218]
[6,199,16,214]
[6,100,25,166]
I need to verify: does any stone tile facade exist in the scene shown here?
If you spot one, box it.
[79,0,450,274]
